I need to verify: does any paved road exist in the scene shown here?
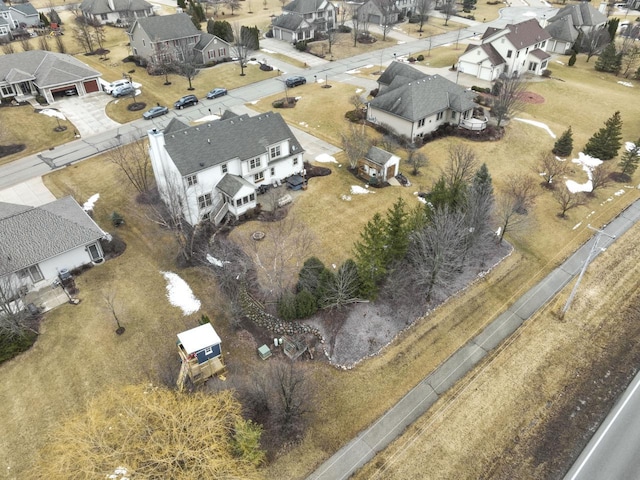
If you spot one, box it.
[563,368,640,480]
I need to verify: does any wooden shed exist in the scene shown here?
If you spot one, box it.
[176,323,226,388]
[358,146,400,182]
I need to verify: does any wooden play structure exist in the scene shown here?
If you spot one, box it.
[176,323,226,391]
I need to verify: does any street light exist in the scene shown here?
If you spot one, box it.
[393,53,397,62]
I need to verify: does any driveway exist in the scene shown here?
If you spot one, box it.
[0,176,56,206]
[52,92,121,138]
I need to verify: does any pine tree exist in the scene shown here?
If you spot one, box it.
[552,126,574,157]
[595,42,622,74]
[384,197,409,264]
[607,18,619,42]
[353,213,387,299]
[618,139,640,177]
[568,51,577,66]
[209,20,234,42]
[584,111,623,160]
[39,12,50,27]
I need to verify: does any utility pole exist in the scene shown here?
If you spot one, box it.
[562,225,616,315]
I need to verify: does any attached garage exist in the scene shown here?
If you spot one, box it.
[83,79,100,93]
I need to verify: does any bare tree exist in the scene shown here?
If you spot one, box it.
[415,0,432,32]
[326,27,338,54]
[231,22,249,76]
[341,124,371,169]
[351,3,363,47]
[54,33,66,53]
[0,273,32,341]
[620,37,640,78]
[503,173,538,214]
[103,289,125,334]
[71,9,96,53]
[38,35,51,51]
[378,0,396,41]
[537,151,570,189]
[320,260,361,309]
[408,207,468,301]
[268,360,313,440]
[108,134,153,195]
[174,43,198,90]
[92,23,106,52]
[590,162,612,195]
[553,188,586,218]
[408,148,428,176]
[579,28,610,62]
[495,193,530,244]
[445,144,477,188]
[441,0,456,26]
[225,0,242,15]
[492,74,528,127]
[1,42,15,55]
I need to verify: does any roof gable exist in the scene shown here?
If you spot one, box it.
[283,0,330,14]
[130,13,199,42]
[81,0,152,15]
[503,18,551,49]
[545,14,579,42]
[272,13,306,30]
[378,61,426,87]
[365,146,396,166]
[549,3,607,27]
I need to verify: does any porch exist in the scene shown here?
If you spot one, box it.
[23,283,71,314]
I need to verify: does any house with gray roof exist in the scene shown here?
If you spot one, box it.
[358,146,400,183]
[356,0,400,28]
[0,197,106,296]
[147,111,305,225]
[80,0,153,26]
[544,3,607,54]
[457,18,551,80]
[271,0,336,43]
[0,1,39,40]
[0,51,103,103]
[367,62,479,141]
[128,13,230,65]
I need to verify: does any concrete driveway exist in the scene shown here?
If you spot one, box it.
[0,176,56,206]
[52,92,121,138]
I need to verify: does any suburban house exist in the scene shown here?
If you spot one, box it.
[80,0,154,26]
[0,2,40,40]
[0,50,103,103]
[544,3,608,54]
[367,62,479,141]
[147,111,305,226]
[457,18,551,80]
[271,0,336,43]
[358,146,400,183]
[128,13,230,66]
[0,197,106,297]
[357,0,400,27]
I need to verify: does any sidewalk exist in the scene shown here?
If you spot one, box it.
[307,200,640,480]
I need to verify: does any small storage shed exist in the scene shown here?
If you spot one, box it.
[358,146,400,182]
[176,323,225,388]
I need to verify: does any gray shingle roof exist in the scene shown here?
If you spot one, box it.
[129,13,198,42]
[370,72,477,121]
[162,111,304,176]
[163,117,190,135]
[272,13,305,31]
[465,43,505,66]
[283,0,329,14]
[503,18,551,49]
[549,3,607,27]
[80,0,152,15]
[544,14,579,43]
[0,51,101,88]
[365,146,393,167]
[11,3,38,16]
[378,61,426,87]
[216,174,254,197]
[530,48,550,60]
[0,197,104,276]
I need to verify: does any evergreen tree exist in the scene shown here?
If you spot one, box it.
[464,163,494,258]
[39,12,50,27]
[295,289,317,318]
[353,213,388,299]
[618,139,640,177]
[297,257,327,297]
[552,126,574,157]
[426,176,455,213]
[209,20,234,42]
[584,111,623,160]
[177,0,187,9]
[471,163,493,198]
[241,25,260,50]
[191,15,202,29]
[384,197,409,264]
[595,42,622,74]
[607,18,619,42]
[568,51,577,66]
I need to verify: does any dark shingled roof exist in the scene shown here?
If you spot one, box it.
[0,197,104,276]
[0,51,101,88]
[216,174,254,197]
[463,43,506,66]
[81,0,152,14]
[11,3,38,16]
[129,14,198,42]
[162,111,304,176]
[530,48,551,60]
[272,13,305,31]
[503,18,551,49]
[283,0,329,14]
[378,61,426,87]
[544,14,579,43]
[163,117,190,135]
[549,3,607,27]
[365,146,394,167]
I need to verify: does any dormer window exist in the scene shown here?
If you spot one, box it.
[270,145,281,159]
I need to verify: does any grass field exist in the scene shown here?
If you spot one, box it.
[2,34,640,480]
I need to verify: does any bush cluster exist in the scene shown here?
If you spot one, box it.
[337,25,352,33]
[471,85,491,94]
[294,40,308,51]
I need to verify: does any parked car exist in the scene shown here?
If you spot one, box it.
[104,79,131,94]
[285,75,306,87]
[174,95,198,109]
[206,88,227,99]
[143,105,169,119]
[64,88,77,96]
[112,84,135,98]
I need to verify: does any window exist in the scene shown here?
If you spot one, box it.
[218,48,226,56]
[243,196,250,204]
[436,111,444,120]
[250,193,255,202]
[525,48,529,54]
[541,60,548,69]
[221,163,228,174]
[1,85,15,96]
[250,157,261,169]
[100,13,108,20]
[198,193,212,209]
[418,118,425,127]
[204,346,213,355]
[21,265,43,283]
[254,171,264,182]
[270,167,275,176]
[270,146,281,158]
[87,243,103,262]
[452,111,456,119]
[293,157,298,166]
[506,50,512,58]
[186,174,197,186]
[528,62,537,71]
[540,40,546,48]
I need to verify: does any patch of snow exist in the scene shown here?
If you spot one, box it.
[39,108,66,121]
[83,193,100,211]
[363,64,373,69]
[565,152,603,193]
[193,114,220,123]
[247,60,259,65]
[299,121,308,127]
[514,118,556,138]
[207,254,229,267]
[417,196,426,204]
[332,263,337,269]
[261,48,275,53]
[315,153,337,163]
[614,189,625,196]
[249,100,259,104]
[161,271,200,316]
[523,11,538,16]
[341,194,352,201]
[295,96,302,101]
[626,141,636,151]
[556,60,565,65]
[355,88,363,93]
[496,226,502,237]
[572,222,582,230]
[346,69,361,74]
[555,156,566,162]
[397,41,406,45]
[351,185,374,195]
[318,78,325,83]
[618,81,633,87]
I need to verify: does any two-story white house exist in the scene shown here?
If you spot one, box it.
[367,62,479,142]
[147,112,305,226]
[457,18,552,81]
[271,0,336,43]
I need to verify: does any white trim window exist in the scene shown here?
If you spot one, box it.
[249,157,261,170]
[186,174,198,186]
[20,265,44,283]
[221,163,228,174]
[254,171,264,182]
[198,193,212,209]
[204,346,213,355]
[270,145,281,159]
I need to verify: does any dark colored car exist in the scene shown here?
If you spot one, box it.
[206,88,227,99]
[285,75,306,87]
[143,105,169,119]
[174,94,198,109]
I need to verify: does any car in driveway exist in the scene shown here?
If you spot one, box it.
[104,79,131,95]
[112,84,135,98]
[285,75,306,87]
[174,94,199,109]
[206,88,227,99]
[143,105,169,119]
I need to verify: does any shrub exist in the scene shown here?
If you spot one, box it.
[369,87,379,97]
[100,233,126,259]
[277,292,297,321]
[417,54,424,61]
[471,85,491,94]
[265,29,273,38]
[294,40,308,51]
[345,109,365,123]
[408,56,416,63]
[295,290,317,318]
[272,100,285,108]
[110,211,125,227]
[491,81,502,96]
[35,95,47,105]
[541,69,552,77]
[338,25,351,33]
[568,51,577,66]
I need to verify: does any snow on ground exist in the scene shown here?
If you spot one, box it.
[351,185,374,195]
[341,194,352,201]
[207,254,229,267]
[346,69,361,74]
[299,121,309,127]
[573,222,582,230]
[161,271,200,315]
[247,60,260,65]
[249,100,259,104]
[83,193,100,211]
[39,108,66,121]
[193,114,220,123]
[397,41,406,45]
[523,11,538,16]
[626,141,637,151]
[614,189,626,196]
[514,118,556,138]
[315,153,337,163]
[556,60,565,65]
[363,64,373,69]
[355,88,363,93]
[318,78,325,83]
[261,48,275,54]
[565,152,603,193]
[618,81,633,87]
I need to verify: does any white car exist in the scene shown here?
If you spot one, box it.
[104,79,131,95]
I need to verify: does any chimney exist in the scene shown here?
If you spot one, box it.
[108,0,115,11]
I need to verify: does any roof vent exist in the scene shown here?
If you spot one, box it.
[152,128,158,133]
[207,139,211,144]
[184,131,188,135]
[199,162,205,167]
